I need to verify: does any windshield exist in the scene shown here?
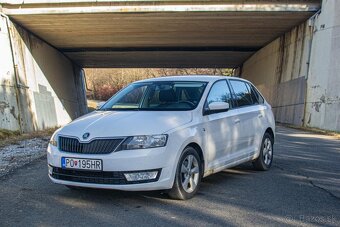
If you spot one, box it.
[101,81,207,111]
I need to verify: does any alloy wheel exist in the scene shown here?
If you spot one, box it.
[263,138,273,166]
[180,154,200,193]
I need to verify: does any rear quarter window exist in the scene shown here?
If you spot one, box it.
[229,80,254,107]
[250,84,264,104]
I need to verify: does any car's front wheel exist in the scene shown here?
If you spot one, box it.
[253,132,274,170]
[168,146,202,200]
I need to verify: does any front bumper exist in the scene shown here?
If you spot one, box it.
[47,144,177,191]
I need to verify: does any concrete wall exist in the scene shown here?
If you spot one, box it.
[304,0,340,132]
[0,14,21,131]
[241,0,340,132]
[241,21,312,126]
[0,15,87,132]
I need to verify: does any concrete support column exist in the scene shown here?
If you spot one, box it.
[73,65,88,116]
[304,0,340,131]
[0,17,88,132]
[0,14,21,131]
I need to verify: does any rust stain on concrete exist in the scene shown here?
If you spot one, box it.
[10,106,18,120]
[320,95,326,103]
[0,101,18,120]
[311,85,320,89]
[0,101,10,114]
[312,102,321,112]
[311,95,326,112]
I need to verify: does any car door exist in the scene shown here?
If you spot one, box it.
[228,79,260,156]
[248,83,267,150]
[202,80,240,170]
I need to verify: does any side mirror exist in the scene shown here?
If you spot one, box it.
[96,101,106,110]
[209,102,229,111]
[204,102,230,115]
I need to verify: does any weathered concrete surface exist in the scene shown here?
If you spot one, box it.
[242,0,340,132]
[241,21,312,126]
[1,0,320,68]
[0,16,87,132]
[0,126,339,226]
[0,0,322,6]
[0,14,20,131]
[304,0,340,132]
[65,50,254,68]
[9,21,88,131]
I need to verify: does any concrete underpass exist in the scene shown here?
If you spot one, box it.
[0,0,339,133]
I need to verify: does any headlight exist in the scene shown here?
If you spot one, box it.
[121,134,168,150]
[49,128,61,147]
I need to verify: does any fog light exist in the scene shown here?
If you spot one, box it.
[124,171,158,182]
[48,165,53,175]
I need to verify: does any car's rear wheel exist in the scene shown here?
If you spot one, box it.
[168,146,202,200]
[253,132,274,171]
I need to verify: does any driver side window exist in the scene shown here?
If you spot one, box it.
[206,80,233,106]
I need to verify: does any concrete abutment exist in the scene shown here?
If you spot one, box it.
[0,14,87,132]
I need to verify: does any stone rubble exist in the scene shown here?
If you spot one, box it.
[0,137,49,177]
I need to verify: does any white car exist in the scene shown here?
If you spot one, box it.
[48,76,275,200]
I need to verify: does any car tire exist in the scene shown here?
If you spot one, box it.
[168,146,202,200]
[253,132,274,171]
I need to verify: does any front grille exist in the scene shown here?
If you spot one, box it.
[51,167,161,185]
[59,136,124,154]
[51,167,126,184]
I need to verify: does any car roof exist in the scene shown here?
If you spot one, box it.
[134,75,250,83]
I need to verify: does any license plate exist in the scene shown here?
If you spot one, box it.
[61,157,102,171]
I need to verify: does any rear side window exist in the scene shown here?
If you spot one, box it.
[245,83,259,104]
[250,84,264,104]
[206,80,233,107]
[229,80,253,107]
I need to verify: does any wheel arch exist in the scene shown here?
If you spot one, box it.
[186,142,205,174]
[265,127,275,144]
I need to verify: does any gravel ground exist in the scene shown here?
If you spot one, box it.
[0,137,49,177]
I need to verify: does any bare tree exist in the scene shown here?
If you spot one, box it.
[84,68,233,100]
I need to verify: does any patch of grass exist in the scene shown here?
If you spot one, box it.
[277,123,340,140]
[0,129,21,140]
[0,128,58,148]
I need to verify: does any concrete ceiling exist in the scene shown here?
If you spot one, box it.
[2,0,321,68]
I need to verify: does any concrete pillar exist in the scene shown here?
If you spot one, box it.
[0,14,21,131]
[304,0,340,131]
[0,16,87,132]
[73,65,88,116]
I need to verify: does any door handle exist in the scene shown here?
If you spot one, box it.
[258,114,263,118]
[234,119,240,124]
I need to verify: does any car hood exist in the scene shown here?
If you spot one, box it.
[58,110,193,140]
